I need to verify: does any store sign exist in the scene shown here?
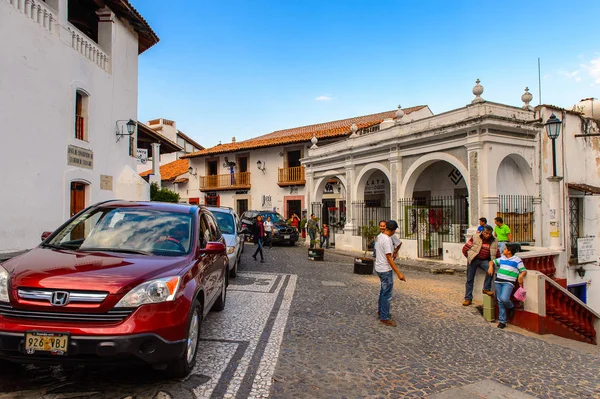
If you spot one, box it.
[364,178,387,195]
[136,148,148,164]
[577,237,597,264]
[67,145,93,169]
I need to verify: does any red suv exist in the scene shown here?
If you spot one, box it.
[0,200,228,377]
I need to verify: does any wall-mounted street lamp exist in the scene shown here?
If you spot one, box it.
[116,119,137,142]
[256,160,266,174]
[544,113,562,177]
[188,166,197,176]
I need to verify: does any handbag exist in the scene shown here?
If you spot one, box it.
[513,286,527,302]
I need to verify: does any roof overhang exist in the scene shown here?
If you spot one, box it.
[137,122,183,157]
[99,0,159,54]
[568,183,600,195]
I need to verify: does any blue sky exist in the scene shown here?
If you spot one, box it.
[134,0,600,148]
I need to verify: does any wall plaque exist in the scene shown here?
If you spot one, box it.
[100,175,113,191]
[577,237,597,264]
[67,145,93,169]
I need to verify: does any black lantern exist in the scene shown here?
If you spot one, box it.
[544,113,562,177]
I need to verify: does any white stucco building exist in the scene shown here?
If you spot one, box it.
[168,107,431,223]
[303,82,600,316]
[0,0,158,253]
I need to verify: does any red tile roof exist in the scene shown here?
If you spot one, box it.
[182,106,427,158]
[139,158,188,181]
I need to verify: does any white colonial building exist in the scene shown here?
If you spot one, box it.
[304,82,600,321]
[172,107,431,227]
[0,0,158,253]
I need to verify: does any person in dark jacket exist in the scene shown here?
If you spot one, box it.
[252,215,265,263]
[462,225,500,306]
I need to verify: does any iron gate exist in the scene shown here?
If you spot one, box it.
[398,196,469,260]
[497,195,534,243]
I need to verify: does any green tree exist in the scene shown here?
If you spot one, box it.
[150,182,180,203]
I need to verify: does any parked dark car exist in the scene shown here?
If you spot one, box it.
[239,210,299,245]
[0,200,228,378]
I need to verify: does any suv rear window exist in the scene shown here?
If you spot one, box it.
[212,211,235,235]
[260,212,285,223]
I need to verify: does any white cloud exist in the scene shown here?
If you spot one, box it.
[315,95,332,101]
[581,57,600,83]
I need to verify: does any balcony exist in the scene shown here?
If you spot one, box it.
[278,166,305,187]
[200,172,251,191]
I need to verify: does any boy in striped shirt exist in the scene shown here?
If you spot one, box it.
[487,243,527,329]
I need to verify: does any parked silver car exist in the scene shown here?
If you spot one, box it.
[207,207,244,277]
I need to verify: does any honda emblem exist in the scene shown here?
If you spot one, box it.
[50,291,70,306]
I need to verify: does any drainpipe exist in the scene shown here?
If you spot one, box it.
[560,110,567,250]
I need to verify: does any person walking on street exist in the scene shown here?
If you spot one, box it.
[290,213,300,230]
[252,215,265,263]
[462,225,500,306]
[320,223,330,249]
[493,217,512,253]
[375,220,406,327]
[307,214,319,248]
[488,243,527,329]
[264,216,273,248]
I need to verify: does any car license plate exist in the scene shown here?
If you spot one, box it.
[25,332,69,355]
[284,235,290,239]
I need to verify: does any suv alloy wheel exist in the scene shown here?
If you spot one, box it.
[167,300,202,378]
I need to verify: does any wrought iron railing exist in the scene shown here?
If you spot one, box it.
[397,196,468,242]
[351,201,391,237]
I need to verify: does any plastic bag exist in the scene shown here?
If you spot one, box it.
[513,286,527,302]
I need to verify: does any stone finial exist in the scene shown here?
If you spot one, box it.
[395,105,405,120]
[521,87,533,110]
[471,79,485,104]
[310,135,318,149]
[349,123,358,138]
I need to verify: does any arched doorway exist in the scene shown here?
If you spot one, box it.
[353,166,392,244]
[399,159,469,259]
[495,154,535,243]
[312,175,347,247]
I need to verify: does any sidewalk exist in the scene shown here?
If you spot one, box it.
[327,245,467,274]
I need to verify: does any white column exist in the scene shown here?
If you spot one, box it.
[465,141,483,236]
[547,176,564,249]
[389,148,401,221]
[343,158,355,234]
[533,197,542,246]
[149,143,162,188]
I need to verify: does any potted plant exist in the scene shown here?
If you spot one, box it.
[299,217,307,239]
[306,218,324,261]
[353,220,380,274]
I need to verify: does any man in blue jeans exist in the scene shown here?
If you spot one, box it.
[461,225,500,306]
[375,220,406,327]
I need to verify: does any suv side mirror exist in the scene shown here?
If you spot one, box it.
[41,231,52,241]
[198,242,226,255]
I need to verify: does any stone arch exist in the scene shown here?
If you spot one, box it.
[399,152,469,199]
[313,172,347,203]
[353,163,392,201]
[494,153,535,196]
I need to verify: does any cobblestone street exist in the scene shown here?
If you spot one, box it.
[244,245,600,399]
[1,244,599,398]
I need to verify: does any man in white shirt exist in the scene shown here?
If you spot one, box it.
[375,220,406,327]
[375,220,402,259]
[264,216,274,248]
